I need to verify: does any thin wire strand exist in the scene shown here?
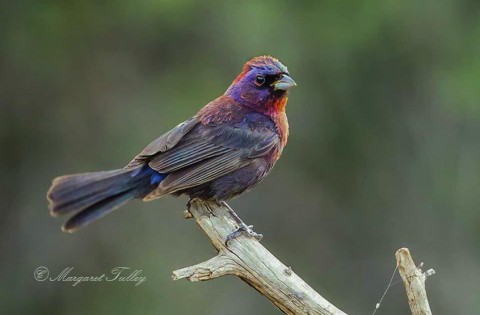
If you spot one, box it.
[372,264,399,315]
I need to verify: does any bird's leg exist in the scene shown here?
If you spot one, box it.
[221,201,263,245]
[186,198,194,210]
[184,198,197,219]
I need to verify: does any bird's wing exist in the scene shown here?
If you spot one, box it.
[143,121,280,199]
[152,150,249,194]
[126,117,199,169]
[146,130,234,173]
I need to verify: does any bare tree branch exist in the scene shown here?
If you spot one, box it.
[172,200,348,315]
[395,248,433,315]
[172,200,435,315]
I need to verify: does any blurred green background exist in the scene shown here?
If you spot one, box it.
[1,1,479,314]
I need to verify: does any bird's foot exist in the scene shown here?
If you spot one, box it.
[184,198,199,219]
[226,224,263,245]
[187,198,203,210]
[186,198,195,210]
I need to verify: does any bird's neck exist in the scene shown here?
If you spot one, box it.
[225,85,288,115]
[224,88,289,147]
[198,95,289,147]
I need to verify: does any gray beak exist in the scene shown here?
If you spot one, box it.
[273,74,297,91]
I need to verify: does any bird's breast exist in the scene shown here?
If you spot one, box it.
[271,111,289,148]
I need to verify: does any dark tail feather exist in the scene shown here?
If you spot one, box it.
[62,189,138,232]
[47,166,161,233]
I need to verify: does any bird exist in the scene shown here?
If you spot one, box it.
[47,55,296,239]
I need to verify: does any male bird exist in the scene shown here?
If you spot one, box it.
[47,56,296,237]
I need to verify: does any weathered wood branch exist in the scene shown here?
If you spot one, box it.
[172,200,348,315]
[172,200,435,315]
[395,248,433,315]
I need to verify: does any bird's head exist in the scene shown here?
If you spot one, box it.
[225,56,296,115]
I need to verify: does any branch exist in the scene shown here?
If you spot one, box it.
[395,248,433,315]
[172,200,348,315]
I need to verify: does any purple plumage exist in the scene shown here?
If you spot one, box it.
[47,56,296,232]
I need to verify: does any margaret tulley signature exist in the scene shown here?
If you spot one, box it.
[34,266,146,286]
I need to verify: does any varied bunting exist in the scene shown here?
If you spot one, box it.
[47,56,296,237]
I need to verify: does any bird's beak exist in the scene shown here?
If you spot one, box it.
[273,74,297,91]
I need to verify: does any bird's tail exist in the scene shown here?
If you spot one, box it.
[47,166,165,233]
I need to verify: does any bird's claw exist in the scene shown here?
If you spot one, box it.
[186,198,194,210]
[225,224,263,245]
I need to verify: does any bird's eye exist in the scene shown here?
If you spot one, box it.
[254,75,266,86]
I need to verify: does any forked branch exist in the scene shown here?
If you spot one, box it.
[172,200,347,315]
[172,200,435,315]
